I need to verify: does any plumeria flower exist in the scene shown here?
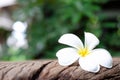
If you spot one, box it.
[56,32,112,73]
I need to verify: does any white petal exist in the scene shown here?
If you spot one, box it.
[56,48,79,66]
[58,34,83,49]
[85,32,99,50]
[79,56,100,73]
[91,48,113,68]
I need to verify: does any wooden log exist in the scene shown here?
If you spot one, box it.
[0,58,120,80]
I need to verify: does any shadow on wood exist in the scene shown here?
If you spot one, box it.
[0,58,120,80]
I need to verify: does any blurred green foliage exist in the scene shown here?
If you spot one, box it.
[1,0,120,60]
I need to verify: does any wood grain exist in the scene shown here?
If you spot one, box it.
[0,58,120,80]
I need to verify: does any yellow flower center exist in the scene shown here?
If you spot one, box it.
[78,48,89,57]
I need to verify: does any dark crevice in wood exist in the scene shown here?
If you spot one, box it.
[31,61,52,80]
[53,66,70,80]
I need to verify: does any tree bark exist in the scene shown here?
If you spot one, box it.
[0,58,120,80]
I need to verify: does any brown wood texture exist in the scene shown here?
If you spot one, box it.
[0,58,120,80]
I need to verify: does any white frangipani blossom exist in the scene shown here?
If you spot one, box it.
[56,32,112,73]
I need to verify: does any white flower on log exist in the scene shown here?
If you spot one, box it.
[56,32,113,73]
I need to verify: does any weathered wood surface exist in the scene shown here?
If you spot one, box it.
[0,58,120,80]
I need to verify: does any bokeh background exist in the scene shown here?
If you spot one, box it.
[0,0,120,61]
